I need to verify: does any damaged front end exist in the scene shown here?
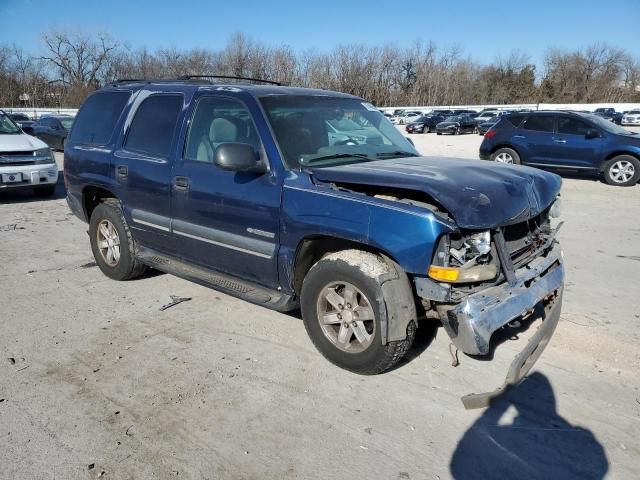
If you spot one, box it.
[415,202,564,409]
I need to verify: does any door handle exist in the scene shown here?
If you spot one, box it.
[115,165,128,179]
[513,134,525,139]
[554,139,567,144]
[173,176,190,191]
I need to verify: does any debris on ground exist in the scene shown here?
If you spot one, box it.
[0,224,17,231]
[159,295,192,311]
[449,343,459,367]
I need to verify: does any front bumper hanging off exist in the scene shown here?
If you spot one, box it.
[420,243,564,409]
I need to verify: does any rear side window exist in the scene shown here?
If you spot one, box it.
[505,114,525,127]
[557,117,591,136]
[70,91,131,145]
[522,116,555,132]
[124,94,183,159]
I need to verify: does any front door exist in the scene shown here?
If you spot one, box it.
[112,91,184,253]
[170,94,281,288]
[551,116,603,169]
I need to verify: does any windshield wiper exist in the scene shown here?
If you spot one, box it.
[301,153,375,166]
[375,151,420,158]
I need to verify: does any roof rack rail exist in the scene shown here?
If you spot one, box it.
[177,74,283,86]
[112,78,145,84]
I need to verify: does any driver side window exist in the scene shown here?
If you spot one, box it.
[185,96,262,163]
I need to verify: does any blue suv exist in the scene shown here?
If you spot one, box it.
[479,111,640,186]
[65,78,565,408]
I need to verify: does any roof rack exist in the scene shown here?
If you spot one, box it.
[177,74,283,86]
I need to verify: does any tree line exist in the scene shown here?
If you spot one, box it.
[1,31,639,109]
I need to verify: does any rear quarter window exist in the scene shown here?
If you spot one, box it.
[69,91,131,145]
[505,114,525,127]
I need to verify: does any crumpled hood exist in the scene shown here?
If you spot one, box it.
[0,133,47,152]
[309,156,562,229]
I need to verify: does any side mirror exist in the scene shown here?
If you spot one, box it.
[585,129,600,139]
[214,143,266,173]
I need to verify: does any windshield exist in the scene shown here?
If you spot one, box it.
[627,110,640,115]
[0,112,21,134]
[59,117,75,129]
[587,114,634,135]
[260,96,419,168]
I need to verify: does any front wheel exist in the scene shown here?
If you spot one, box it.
[603,155,640,186]
[300,250,416,374]
[491,147,521,165]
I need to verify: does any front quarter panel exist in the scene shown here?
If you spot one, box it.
[280,173,456,288]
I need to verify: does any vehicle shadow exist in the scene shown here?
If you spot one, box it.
[449,372,608,480]
[0,170,67,203]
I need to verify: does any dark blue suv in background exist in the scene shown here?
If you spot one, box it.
[479,111,640,186]
[64,78,565,408]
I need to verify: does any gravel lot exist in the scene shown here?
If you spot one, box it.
[1,128,639,479]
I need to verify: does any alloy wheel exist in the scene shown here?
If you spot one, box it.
[96,219,121,266]
[609,160,636,184]
[495,152,514,164]
[316,281,375,353]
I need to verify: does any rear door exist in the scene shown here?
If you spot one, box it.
[517,115,557,166]
[552,116,602,169]
[170,93,281,288]
[113,91,184,253]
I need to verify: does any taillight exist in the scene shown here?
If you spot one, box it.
[484,129,497,139]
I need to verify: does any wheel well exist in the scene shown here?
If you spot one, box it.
[601,151,640,172]
[292,236,396,294]
[491,144,521,157]
[83,186,116,221]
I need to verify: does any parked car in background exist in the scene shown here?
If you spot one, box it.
[479,111,640,186]
[0,110,58,197]
[33,115,74,151]
[396,111,423,125]
[65,80,565,408]
[405,114,445,133]
[593,108,623,125]
[474,111,500,124]
[326,116,383,145]
[435,114,477,135]
[8,112,35,134]
[476,116,500,135]
[622,110,640,126]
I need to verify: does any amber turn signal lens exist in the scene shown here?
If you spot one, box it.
[428,266,461,282]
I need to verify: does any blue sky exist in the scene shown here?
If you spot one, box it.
[1,0,639,66]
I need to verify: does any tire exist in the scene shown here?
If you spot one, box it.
[491,147,521,165]
[89,200,147,281]
[300,250,416,375]
[33,184,56,198]
[603,155,640,186]
[437,132,442,135]
[454,127,460,135]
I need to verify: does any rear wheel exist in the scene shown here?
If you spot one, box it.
[603,155,640,186]
[89,200,147,280]
[491,147,521,165]
[301,250,416,375]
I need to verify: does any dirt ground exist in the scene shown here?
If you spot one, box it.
[1,128,639,479]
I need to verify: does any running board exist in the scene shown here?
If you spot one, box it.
[136,246,298,312]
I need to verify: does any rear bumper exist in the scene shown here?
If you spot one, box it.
[0,162,58,190]
[478,146,491,160]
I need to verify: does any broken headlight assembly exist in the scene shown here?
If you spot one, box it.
[428,231,498,283]
[549,197,562,218]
